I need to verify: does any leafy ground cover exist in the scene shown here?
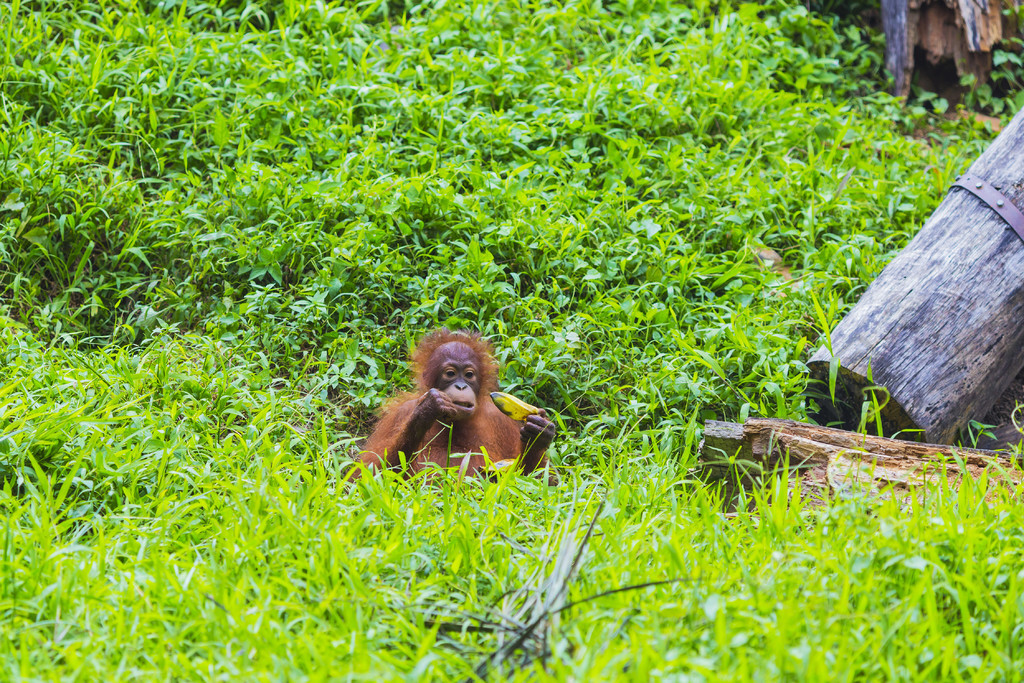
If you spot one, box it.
[1,0,1022,679]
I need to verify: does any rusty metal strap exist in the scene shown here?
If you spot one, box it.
[951,174,1024,245]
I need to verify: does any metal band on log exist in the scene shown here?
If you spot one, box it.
[807,108,1024,444]
[951,174,1024,243]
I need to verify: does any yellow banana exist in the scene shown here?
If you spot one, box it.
[490,392,540,421]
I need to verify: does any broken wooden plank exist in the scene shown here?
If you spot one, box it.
[698,418,1022,504]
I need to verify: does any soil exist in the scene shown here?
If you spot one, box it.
[978,367,1024,449]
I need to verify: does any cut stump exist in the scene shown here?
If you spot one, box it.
[806,107,1024,445]
[882,0,1020,98]
[698,418,1021,505]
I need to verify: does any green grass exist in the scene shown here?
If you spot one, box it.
[1,0,1022,679]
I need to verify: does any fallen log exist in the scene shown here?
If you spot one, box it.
[699,418,1021,505]
[806,107,1024,445]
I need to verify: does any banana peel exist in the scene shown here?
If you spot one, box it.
[490,392,541,421]
[484,457,518,480]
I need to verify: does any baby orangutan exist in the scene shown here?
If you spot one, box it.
[352,330,556,482]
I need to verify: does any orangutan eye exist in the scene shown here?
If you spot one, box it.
[465,370,475,380]
[444,368,457,379]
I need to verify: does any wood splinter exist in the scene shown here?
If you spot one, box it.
[698,418,1023,505]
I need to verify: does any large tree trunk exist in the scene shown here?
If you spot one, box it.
[806,108,1024,445]
[698,419,1020,505]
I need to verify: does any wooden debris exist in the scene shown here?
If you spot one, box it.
[698,418,1021,505]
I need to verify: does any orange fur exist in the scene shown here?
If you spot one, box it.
[382,328,500,411]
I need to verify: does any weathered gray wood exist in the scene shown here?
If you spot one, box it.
[882,0,913,97]
[949,0,1010,53]
[699,419,1021,504]
[807,108,1024,444]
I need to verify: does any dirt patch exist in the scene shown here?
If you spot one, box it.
[978,367,1024,449]
[985,367,1024,426]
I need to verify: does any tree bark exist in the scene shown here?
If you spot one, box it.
[882,0,914,98]
[806,108,1024,445]
[698,419,1020,505]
